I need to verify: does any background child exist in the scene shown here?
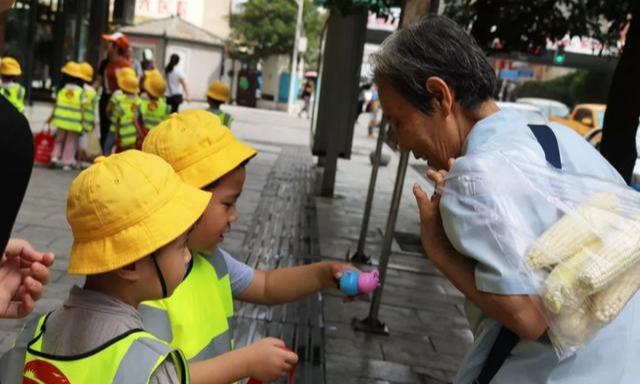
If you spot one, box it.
[48,61,86,170]
[205,81,233,128]
[142,110,352,383]
[0,57,26,114]
[0,150,211,383]
[140,69,169,133]
[76,62,99,166]
[103,67,142,154]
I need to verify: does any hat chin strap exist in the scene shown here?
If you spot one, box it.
[151,253,168,299]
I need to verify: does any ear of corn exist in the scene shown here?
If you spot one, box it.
[526,193,620,269]
[577,224,640,292]
[590,261,640,323]
[549,299,594,348]
[543,246,595,313]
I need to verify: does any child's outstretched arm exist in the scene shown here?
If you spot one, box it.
[236,261,351,305]
[189,337,298,384]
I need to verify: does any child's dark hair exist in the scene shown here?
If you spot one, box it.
[203,159,251,190]
[60,74,84,89]
[207,96,222,108]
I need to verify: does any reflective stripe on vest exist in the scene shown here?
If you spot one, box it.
[82,87,97,132]
[3,313,189,384]
[1,84,25,113]
[141,253,232,361]
[209,248,235,337]
[110,93,140,147]
[52,87,83,132]
[140,98,169,130]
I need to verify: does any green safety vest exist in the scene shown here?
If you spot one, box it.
[82,86,97,132]
[52,86,84,133]
[0,313,189,384]
[110,92,141,149]
[207,108,234,129]
[140,248,235,362]
[0,83,25,114]
[140,98,169,130]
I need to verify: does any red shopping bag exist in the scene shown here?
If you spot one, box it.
[34,126,54,165]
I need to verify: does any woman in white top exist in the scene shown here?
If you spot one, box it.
[164,54,190,113]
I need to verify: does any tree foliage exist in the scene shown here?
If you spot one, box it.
[230,0,325,67]
[444,1,633,53]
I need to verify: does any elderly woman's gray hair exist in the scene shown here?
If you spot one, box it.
[372,15,496,115]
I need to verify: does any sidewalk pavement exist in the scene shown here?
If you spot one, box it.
[2,102,471,383]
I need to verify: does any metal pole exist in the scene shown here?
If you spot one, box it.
[349,122,386,264]
[287,0,303,114]
[352,150,410,334]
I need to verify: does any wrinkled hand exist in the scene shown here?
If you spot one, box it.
[246,337,298,382]
[0,239,55,318]
[413,159,455,262]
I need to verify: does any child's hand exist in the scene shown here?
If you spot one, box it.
[246,337,298,382]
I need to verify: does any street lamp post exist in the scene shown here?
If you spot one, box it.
[288,0,304,114]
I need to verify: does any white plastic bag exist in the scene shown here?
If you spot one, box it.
[437,149,640,359]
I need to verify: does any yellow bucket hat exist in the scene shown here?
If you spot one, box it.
[0,57,22,76]
[116,67,140,94]
[144,70,166,98]
[143,110,257,188]
[206,81,230,102]
[66,150,211,275]
[61,61,83,79]
[78,62,94,82]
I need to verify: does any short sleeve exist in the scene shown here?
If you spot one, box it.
[148,359,180,384]
[219,248,254,296]
[439,155,549,295]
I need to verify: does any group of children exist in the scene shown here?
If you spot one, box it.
[0,55,234,171]
[0,107,353,383]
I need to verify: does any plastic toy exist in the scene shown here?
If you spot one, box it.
[339,269,380,296]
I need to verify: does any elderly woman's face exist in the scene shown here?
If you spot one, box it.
[377,79,461,170]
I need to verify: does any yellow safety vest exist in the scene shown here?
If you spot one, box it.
[207,108,234,129]
[140,249,235,362]
[110,92,141,149]
[0,83,25,114]
[140,98,169,130]
[52,86,84,133]
[82,86,97,132]
[0,313,189,384]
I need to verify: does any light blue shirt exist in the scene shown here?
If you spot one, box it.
[218,247,254,296]
[441,109,640,383]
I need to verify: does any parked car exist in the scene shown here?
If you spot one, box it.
[497,102,547,125]
[516,97,570,119]
[550,103,606,148]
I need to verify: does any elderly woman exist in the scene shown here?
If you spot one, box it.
[373,16,640,383]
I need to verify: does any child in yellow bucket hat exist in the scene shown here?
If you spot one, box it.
[47,61,88,170]
[205,80,233,128]
[142,110,357,382]
[0,57,26,114]
[103,67,143,154]
[1,150,212,383]
[140,69,169,132]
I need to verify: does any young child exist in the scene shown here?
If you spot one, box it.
[142,110,351,382]
[140,69,169,132]
[103,67,142,154]
[0,57,26,114]
[0,150,211,383]
[79,62,97,134]
[49,61,86,170]
[205,81,233,128]
[76,62,98,166]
